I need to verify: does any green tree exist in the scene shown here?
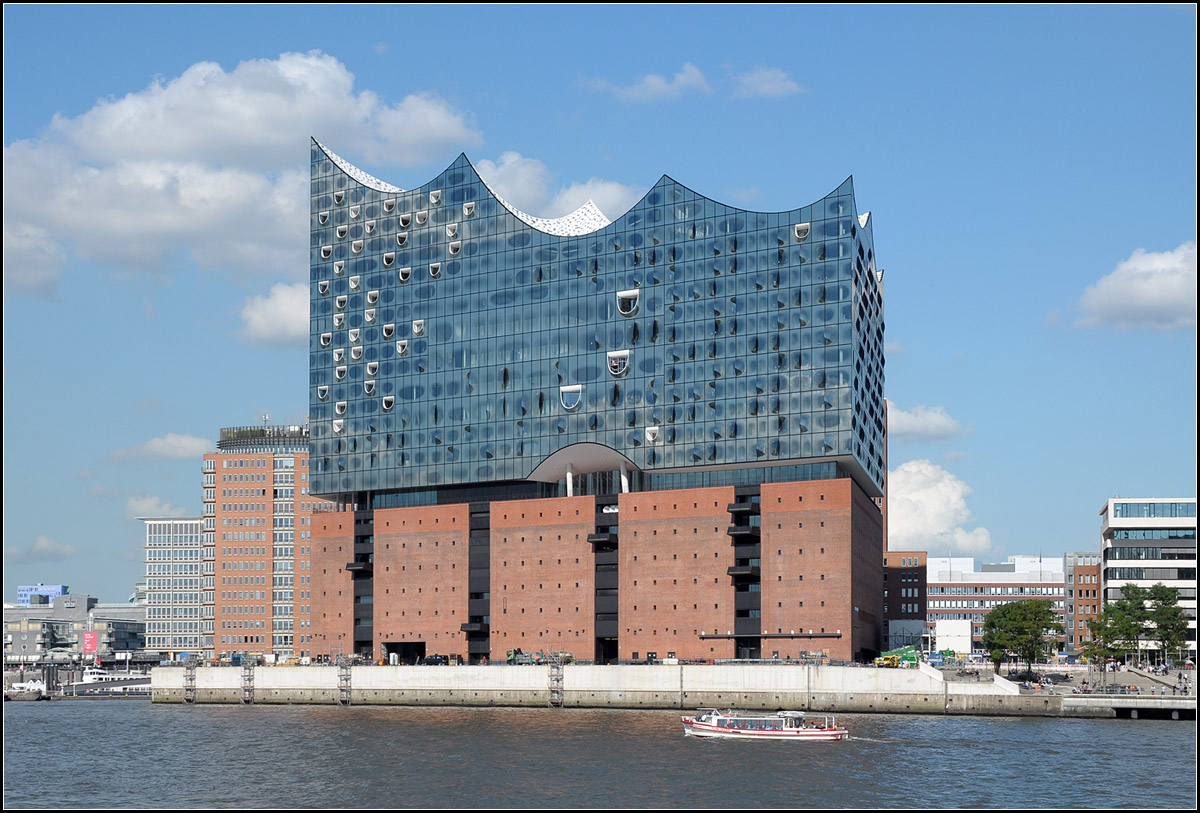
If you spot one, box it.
[1083,609,1121,670]
[1108,583,1150,660]
[1148,584,1189,663]
[981,600,1064,673]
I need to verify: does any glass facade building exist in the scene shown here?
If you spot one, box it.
[308,141,885,503]
[307,142,888,663]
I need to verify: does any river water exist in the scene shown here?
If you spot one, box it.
[3,699,1195,808]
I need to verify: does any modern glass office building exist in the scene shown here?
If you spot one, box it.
[308,141,888,663]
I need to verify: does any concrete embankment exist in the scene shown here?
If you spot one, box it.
[150,661,1196,719]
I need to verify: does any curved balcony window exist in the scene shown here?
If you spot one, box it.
[335,295,347,310]
[381,396,394,411]
[794,222,811,241]
[318,211,329,225]
[446,223,458,238]
[415,210,428,225]
[318,280,330,296]
[448,241,461,256]
[364,380,375,395]
[645,425,660,444]
[412,319,425,336]
[349,205,360,220]
[333,260,345,276]
[383,253,395,267]
[399,213,411,228]
[367,290,379,304]
[349,273,361,290]
[395,340,408,356]
[398,267,412,283]
[365,220,376,235]
[332,348,345,363]
[429,190,442,205]
[320,332,332,347]
[463,202,476,217]
[334,191,344,204]
[333,313,345,328]
[560,385,582,411]
[336,225,348,239]
[607,350,630,377]
[429,262,441,278]
[332,419,344,434]
[365,308,376,324]
[396,232,408,247]
[335,366,347,381]
[316,385,328,401]
[351,240,363,255]
[366,361,379,376]
[348,327,361,343]
[383,199,396,213]
[616,289,640,316]
[350,346,363,361]
[335,401,347,416]
[382,323,395,339]
[320,245,332,259]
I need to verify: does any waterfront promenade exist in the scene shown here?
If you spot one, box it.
[150,661,1196,719]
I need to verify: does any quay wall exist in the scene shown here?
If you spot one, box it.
[151,664,1194,718]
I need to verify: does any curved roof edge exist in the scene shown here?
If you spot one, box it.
[312,139,613,237]
[525,443,640,483]
[313,142,861,237]
[313,139,405,193]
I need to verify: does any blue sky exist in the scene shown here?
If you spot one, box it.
[3,5,1195,602]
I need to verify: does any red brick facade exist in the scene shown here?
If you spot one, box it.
[618,487,737,661]
[308,478,884,663]
[489,496,596,661]
[372,504,471,659]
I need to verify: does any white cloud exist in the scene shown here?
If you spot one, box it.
[3,51,482,299]
[586,63,710,102]
[547,179,645,221]
[240,282,310,346]
[2,222,67,297]
[884,340,905,355]
[887,459,993,554]
[4,535,78,564]
[886,401,965,442]
[474,151,555,212]
[1075,241,1196,330]
[125,494,190,520]
[111,433,211,461]
[477,152,645,222]
[733,67,803,98]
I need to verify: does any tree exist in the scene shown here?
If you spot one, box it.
[981,600,1064,673]
[1148,584,1189,663]
[1108,584,1150,660]
[1083,609,1121,672]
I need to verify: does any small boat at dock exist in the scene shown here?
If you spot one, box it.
[682,709,849,740]
[4,679,49,701]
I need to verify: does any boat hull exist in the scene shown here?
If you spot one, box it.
[682,717,848,741]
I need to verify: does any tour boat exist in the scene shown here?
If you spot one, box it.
[682,709,849,741]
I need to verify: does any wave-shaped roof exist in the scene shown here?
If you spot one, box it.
[313,140,613,237]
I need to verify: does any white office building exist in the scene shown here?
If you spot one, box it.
[1099,498,1197,662]
[141,516,204,660]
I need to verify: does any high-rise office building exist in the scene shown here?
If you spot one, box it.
[204,425,329,662]
[1063,551,1102,655]
[1099,498,1197,661]
[307,141,887,663]
[141,516,203,659]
